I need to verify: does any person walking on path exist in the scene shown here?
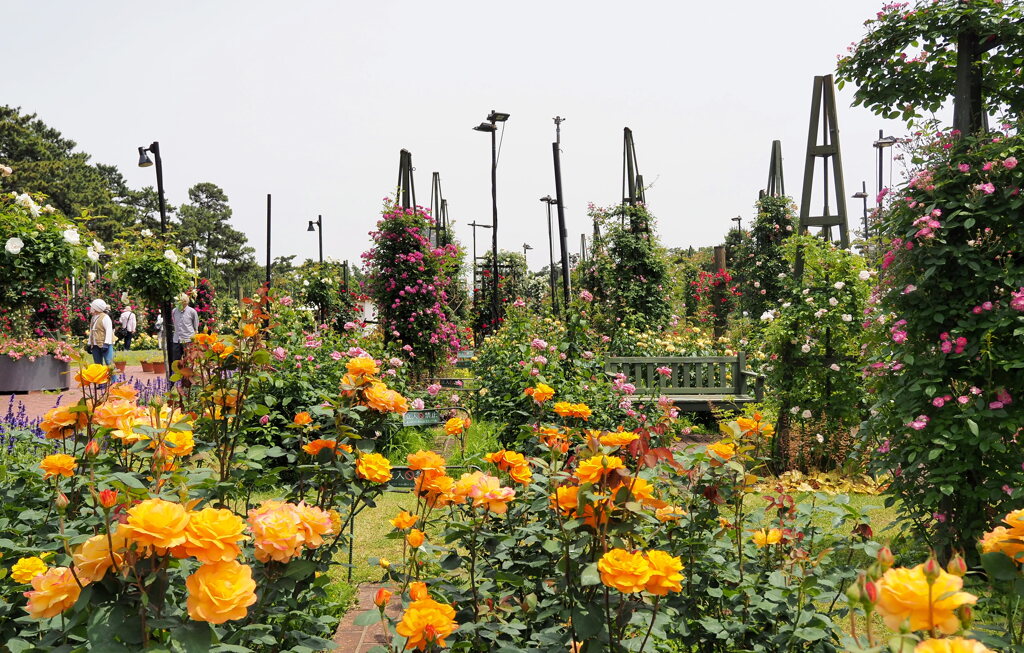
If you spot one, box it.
[88,299,116,380]
[118,304,137,351]
[171,293,199,377]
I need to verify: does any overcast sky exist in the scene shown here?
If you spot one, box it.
[8,1,918,271]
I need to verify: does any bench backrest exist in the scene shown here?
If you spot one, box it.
[605,355,747,395]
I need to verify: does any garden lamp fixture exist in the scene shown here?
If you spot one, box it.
[540,195,558,312]
[473,109,509,330]
[852,184,870,243]
[731,215,742,233]
[873,130,898,197]
[137,147,153,168]
[308,215,323,264]
[135,140,171,377]
[523,242,533,259]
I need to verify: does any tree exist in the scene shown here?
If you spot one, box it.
[836,0,1024,133]
[176,182,255,290]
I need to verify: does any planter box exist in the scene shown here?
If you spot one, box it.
[141,361,154,373]
[0,355,71,393]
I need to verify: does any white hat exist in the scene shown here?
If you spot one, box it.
[90,298,108,312]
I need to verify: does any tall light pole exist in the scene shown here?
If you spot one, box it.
[732,215,742,234]
[852,183,869,245]
[873,130,897,198]
[307,215,323,264]
[473,110,509,330]
[522,242,533,259]
[540,195,558,312]
[137,142,172,376]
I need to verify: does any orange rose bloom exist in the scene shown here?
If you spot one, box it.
[23,567,82,619]
[73,526,129,582]
[509,464,533,485]
[407,528,425,548]
[550,485,580,515]
[915,638,995,653]
[705,441,736,466]
[240,323,258,338]
[444,417,467,436]
[94,399,139,431]
[575,455,625,485]
[600,431,641,447]
[598,549,652,594]
[396,598,459,651]
[347,356,379,377]
[173,507,247,564]
[39,453,77,479]
[108,383,139,402]
[415,473,457,508]
[294,502,334,549]
[247,501,304,563]
[752,528,782,548]
[409,581,429,600]
[655,505,687,522]
[644,550,684,596]
[876,564,978,635]
[737,413,775,438]
[408,450,447,475]
[391,511,419,530]
[465,473,516,514]
[530,383,555,403]
[122,498,190,551]
[218,345,235,359]
[293,412,313,426]
[162,429,195,457]
[374,587,393,608]
[303,439,338,455]
[981,526,1024,562]
[40,405,85,439]
[356,453,393,483]
[624,476,663,507]
[75,363,109,386]
[185,560,258,624]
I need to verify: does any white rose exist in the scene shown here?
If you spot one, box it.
[759,311,774,322]
[801,343,811,353]
[833,281,845,290]
[828,297,839,306]
[86,247,99,262]
[841,314,853,322]
[141,229,153,237]
[815,434,824,443]
[0,165,12,176]
[62,229,80,245]
[163,249,178,263]
[790,406,800,415]
[858,270,871,281]
[829,363,841,371]
[781,302,791,309]
[93,240,105,254]
[121,292,129,303]
[87,271,96,281]
[802,288,810,295]
[753,281,761,288]
[801,409,812,419]
[5,237,24,254]
[41,204,55,214]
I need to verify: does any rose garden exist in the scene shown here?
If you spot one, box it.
[2,2,1024,652]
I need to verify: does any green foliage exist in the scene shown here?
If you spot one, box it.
[295,260,362,333]
[865,128,1024,558]
[472,249,530,334]
[761,235,870,472]
[176,182,257,294]
[835,0,1024,131]
[110,232,193,309]
[731,195,799,320]
[580,203,671,334]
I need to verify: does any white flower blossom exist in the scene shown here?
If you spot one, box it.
[841,314,853,322]
[815,434,824,443]
[87,271,96,281]
[93,239,105,253]
[828,297,839,306]
[5,237,24,255]
[801,343,811,353]
[801,409,812,419]
[829,363,841,371]
[858,270,871,281]
[753,281,761,288]
[15,193,40,217]
[814,309,827,318]
[141,229,153,238]
[760,311,775,322]
[0,165,12,177]
[41,204,55,214]
[781,302,791,309]
[62,229,80,245]
[833,281,845,290]
[86,247,99,262]
[802,288,810,295]
[790,406,800,415]
[164,249,178,263]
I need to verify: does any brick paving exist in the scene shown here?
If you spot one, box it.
[333,583,401,652]
[4,365,169,422]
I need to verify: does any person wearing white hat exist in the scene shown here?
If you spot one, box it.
[87,298,116,375]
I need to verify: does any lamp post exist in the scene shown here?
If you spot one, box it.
[467,221,491,301]
[473,109,509,330]
[731,215,742,234]
[307,215,323,264]
[137,142,172,377]
[522,242,532,259]
[873,130,897,198]
[540,196,558,312]
[852,183,869,246]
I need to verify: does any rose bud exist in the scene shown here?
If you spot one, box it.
[373,587,392,608]
[922,557,941,583]
[84,439,100,457]
[876,546,895,570]
[947,553,968,577]
[862,578,878,605]
[55,492,70,510]
[98,489,119,509]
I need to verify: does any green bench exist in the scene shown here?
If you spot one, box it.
[605,354,764,412]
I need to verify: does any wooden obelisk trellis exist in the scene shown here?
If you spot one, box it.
[428,172,451,247]
[763,139,785,198]
[621,127,648,233]
[396,149,416,212]
[797,74,850,268]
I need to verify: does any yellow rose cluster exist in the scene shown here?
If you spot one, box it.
[598,548,684,596]
[247,500,334,563]
[980,508,1024,563]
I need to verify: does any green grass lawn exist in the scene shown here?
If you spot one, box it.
[114,348,163,365]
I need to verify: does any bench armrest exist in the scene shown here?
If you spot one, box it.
[741,370,765,403]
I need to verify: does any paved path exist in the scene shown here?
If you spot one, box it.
[333,583,401,652]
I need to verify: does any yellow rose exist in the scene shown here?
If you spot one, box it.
[530,383,555,403]
[915,638,994,653]
[346,356,379,377]
[752,528,783,548]
[598,549,651,594]
[75,363,109,386]
[443,417,467,436]
[644,550,684,596]
[247,500,304,563]
[600,431,640,447]
[390,510,419,530]
[39,453,77,479]
[876,564,977,635]
[172,507,247,564]
[185,560,258,624]
[407,528,425,548]
[655,505,686,522]
[162,429,195,457]
[23,567,82,619]
[575,455,625,485]
[122,498,190,551]
[395,598,459,651]
[705,441,736,466]
[294,502,333,549]
[356,453,393,484]
[72,526,128,582]
[10,556,48,584]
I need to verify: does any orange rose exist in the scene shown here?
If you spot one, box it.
[240,323,258,338]
[550,485,580,515]
[346,356,379,377]
[915,638,995,653]
[407,528,425,548]
[218,345,235,359]
[185,560,257,624]
[600,430,640,447]
[408,450,446,475]
[598,549,651,593]
[444,417,467,436]
[705,441,736,466]
[409,581,429,600]
[39,453,76,479]
[173,507,247,563]
[655,505,686,522]
[643,550,684,596]
[247,501,304,563]
[364,382,408,413]
[575,455,625,485]
[390,510,419,530]
[93,399,139,430]
[752,528,782,548]
[415,473,457,508]
[162,429,195,457]
[75,363,109,386]
[736,414,775,439]
[396,598,459,651]
[465,473,516,514]
[294,502,334,549]
[509,464,533,485]
[23,567,82,619]
[122,498,190,551]
[72,526,129,582]
[876,564,977,634]
[624,476,663,507]
[374,587,393,608]
[107,383,139,402]
[40,405,85,439]
[356,453,392,483]
[303,439,338,455]
[293,412,313,426]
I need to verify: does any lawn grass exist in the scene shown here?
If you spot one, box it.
[113,348,163,365]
